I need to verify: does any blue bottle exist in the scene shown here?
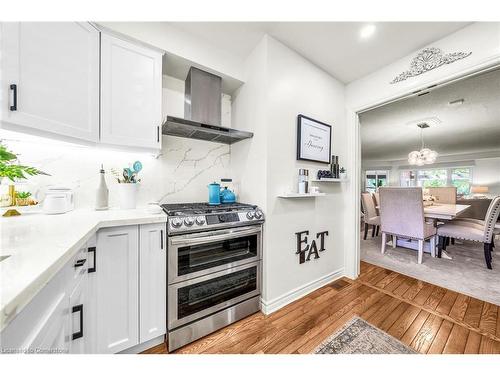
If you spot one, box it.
[208,182,221,205]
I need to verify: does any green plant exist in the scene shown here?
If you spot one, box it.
[0,143,49,182]
[340,167,346,173]
[16,191,32,199]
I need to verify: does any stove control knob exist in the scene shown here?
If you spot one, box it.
[196,216,206,225]
[254,210,263,219]
[246,211,255,220]
[171,218,183,228]
[184,217,195,226]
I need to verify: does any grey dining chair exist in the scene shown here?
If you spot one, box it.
[437,196,500,269]
[361,193,380,240]
[428,187,457,204]
[379,187,437,264]
[373,192,380,215]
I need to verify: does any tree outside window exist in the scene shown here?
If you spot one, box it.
[452,168,472,195]
[417,169,447,188]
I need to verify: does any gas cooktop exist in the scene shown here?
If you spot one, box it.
[161,202,257,216]
[162,202,264,234]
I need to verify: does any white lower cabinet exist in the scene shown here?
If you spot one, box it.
[29,293,70,354]
[0,223,167,354]
[94,226,139,354]
[68,278,87,354]
[139,223,167,343]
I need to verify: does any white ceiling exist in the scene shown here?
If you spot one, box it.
[360,68,500,162]
[168,22,470,83]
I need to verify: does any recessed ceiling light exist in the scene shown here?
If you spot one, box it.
[360,24,376,39]
[448,98,465,107]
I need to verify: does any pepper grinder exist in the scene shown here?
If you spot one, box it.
[95,164,109,210]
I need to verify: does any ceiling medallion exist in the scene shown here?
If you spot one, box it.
[390,47,472,84]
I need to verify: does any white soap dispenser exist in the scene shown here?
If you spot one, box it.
[95,164,109,210]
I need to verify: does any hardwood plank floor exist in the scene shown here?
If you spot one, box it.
[143,262,500,354]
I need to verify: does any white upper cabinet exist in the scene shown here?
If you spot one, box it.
[1,22,100,142]
[100,33,163,150]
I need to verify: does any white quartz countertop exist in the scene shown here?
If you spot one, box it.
[0,207,167,331]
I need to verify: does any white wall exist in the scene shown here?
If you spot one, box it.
[1,75,232,208]
[230,37,268,210]
[232,36,347,313]
[344,22,500,278]
[474,158,500,195]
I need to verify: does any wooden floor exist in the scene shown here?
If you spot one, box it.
[144,262,500,354]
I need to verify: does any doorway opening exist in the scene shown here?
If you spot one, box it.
[356,66,500,305]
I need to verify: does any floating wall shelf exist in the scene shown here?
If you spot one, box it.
[278,192,326,198]
[310,178,347,183]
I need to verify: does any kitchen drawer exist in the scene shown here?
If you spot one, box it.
[69,245,88,286]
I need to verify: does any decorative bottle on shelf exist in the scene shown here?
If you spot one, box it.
[298,169,309,194]
[330,155,339,178]
[95,164,109,210]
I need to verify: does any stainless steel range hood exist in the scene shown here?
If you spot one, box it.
[162,67,253,145]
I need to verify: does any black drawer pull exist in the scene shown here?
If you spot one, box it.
[10,84,17,111]
[160,230,164,250]
[88,247,96,273]
[71,304,83,340]
[74,259,86,268]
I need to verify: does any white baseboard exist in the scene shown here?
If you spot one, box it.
[118,335,165,354]
[260,268,344,315]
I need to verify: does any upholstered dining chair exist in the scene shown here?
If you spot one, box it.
[379,187,437,264]
[361,193,380,240]
[428,187,457,204]
[373,192,380,215]
[437,196,500,269]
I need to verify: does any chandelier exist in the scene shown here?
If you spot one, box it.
[408,123,438,166]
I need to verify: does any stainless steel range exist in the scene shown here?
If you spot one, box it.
[162,202,264,351]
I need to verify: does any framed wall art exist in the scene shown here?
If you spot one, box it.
[296,114,332,164]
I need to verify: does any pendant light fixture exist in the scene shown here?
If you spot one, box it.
[408,123,438,166]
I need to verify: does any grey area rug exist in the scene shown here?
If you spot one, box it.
[314,317,416,354]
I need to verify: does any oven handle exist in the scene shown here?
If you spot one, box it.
[170,227,261,246]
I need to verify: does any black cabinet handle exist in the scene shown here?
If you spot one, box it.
[10,84,17,111]
[157,126,160,143]
[74,259,87,268]
[72,304,83,340]
[88,247,96,273]
[160,230,164,250]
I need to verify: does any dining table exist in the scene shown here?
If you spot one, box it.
[375,203,472,258]
[422,203,471,220]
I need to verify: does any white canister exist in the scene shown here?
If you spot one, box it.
[298,169,309,194]
[117,183,139,209]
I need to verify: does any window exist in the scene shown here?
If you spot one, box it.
[365,170,389,193]
[452,168,472,195]
[399,167,473,195]
[417,169,447,188]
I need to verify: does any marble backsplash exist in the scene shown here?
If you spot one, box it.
[1,129,231,209]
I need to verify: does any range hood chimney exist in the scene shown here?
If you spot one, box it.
[162,67,253,144]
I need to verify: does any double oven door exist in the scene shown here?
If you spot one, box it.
[167,225,262,330]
